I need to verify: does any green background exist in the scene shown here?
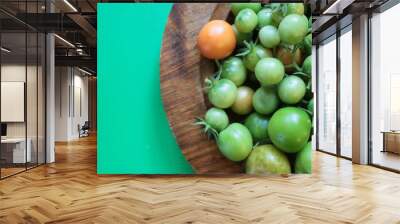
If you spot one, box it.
[97,3,194,174]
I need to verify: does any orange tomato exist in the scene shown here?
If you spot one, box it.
[197,20,236,60]
[275,47,303,74]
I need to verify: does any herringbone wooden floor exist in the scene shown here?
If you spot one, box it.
[1,135,400,224]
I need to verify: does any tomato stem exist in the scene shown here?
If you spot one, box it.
[279,43,292,51]
[306,80,312,90]
[213,69,222,80]
[235,40,253,57]
[204,78,214,93]
[194,117,219,140]
[280,4,288,16]
[214,59,221,69]
[292,62,302,72]
[292,71,310,80]
[291,44,299,54]
[213,60,222,80]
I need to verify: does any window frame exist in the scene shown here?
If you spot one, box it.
[315,22,353,161]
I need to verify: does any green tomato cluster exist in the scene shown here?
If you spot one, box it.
[197,3,314,175]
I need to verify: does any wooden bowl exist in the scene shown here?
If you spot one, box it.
[160,3,243,174]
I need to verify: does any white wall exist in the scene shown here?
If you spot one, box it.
[1,65,38,138]
[1,64,46,164]
[72,73,89,138]
[1,65,26,141]
[55,67,89,141]
[55,66,70,141]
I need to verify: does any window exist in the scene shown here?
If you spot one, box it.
[317,35,337,154]
[370,3,400,171]
[339,27,352,158]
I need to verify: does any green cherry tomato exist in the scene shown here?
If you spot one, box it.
[302,55,312,76]
[255,58,285,86]
[287,3,305,15]
[221,57,247,86]
[257,8,276,28]
[259,25,280,49]
[243,45,272,71]
[235,9,258,33]
[295,142,312,173]
[268,107,312,153]
[231,3,262,16]
[244,113,270,142]
[208,79,237,109]
[217,123,253,161]
[253,87,279,115]
[246,144,291,175]
[204,107,229,132]
[278,14,308,45]
[232,25,253,46]
[307,98,314,114]
[278,75,306,104]
[231,86,254,115]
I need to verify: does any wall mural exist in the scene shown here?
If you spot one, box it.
[98,3,313,175]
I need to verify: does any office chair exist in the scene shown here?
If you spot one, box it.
[79,121,90,138]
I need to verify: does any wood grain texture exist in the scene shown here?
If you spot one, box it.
[160,3,241,174]
[1,135,400,223]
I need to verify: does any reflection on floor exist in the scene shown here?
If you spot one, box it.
[0,162,42,179]
[0,167,25,178]
[373,150,400,171]
[0,135,400,223]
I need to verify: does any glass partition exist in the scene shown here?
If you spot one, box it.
[370,3,400,171]
[1,31,28,177]
[317,35,337,154]
[0,2,46,179]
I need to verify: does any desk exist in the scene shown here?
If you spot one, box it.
[1,138,31,163]
[381,131,400,154]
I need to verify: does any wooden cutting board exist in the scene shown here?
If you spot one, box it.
[160,3,242,174]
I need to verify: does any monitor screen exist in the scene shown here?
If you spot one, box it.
[1,123,7,137]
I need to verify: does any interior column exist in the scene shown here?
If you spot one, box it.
[352,14,369,164]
